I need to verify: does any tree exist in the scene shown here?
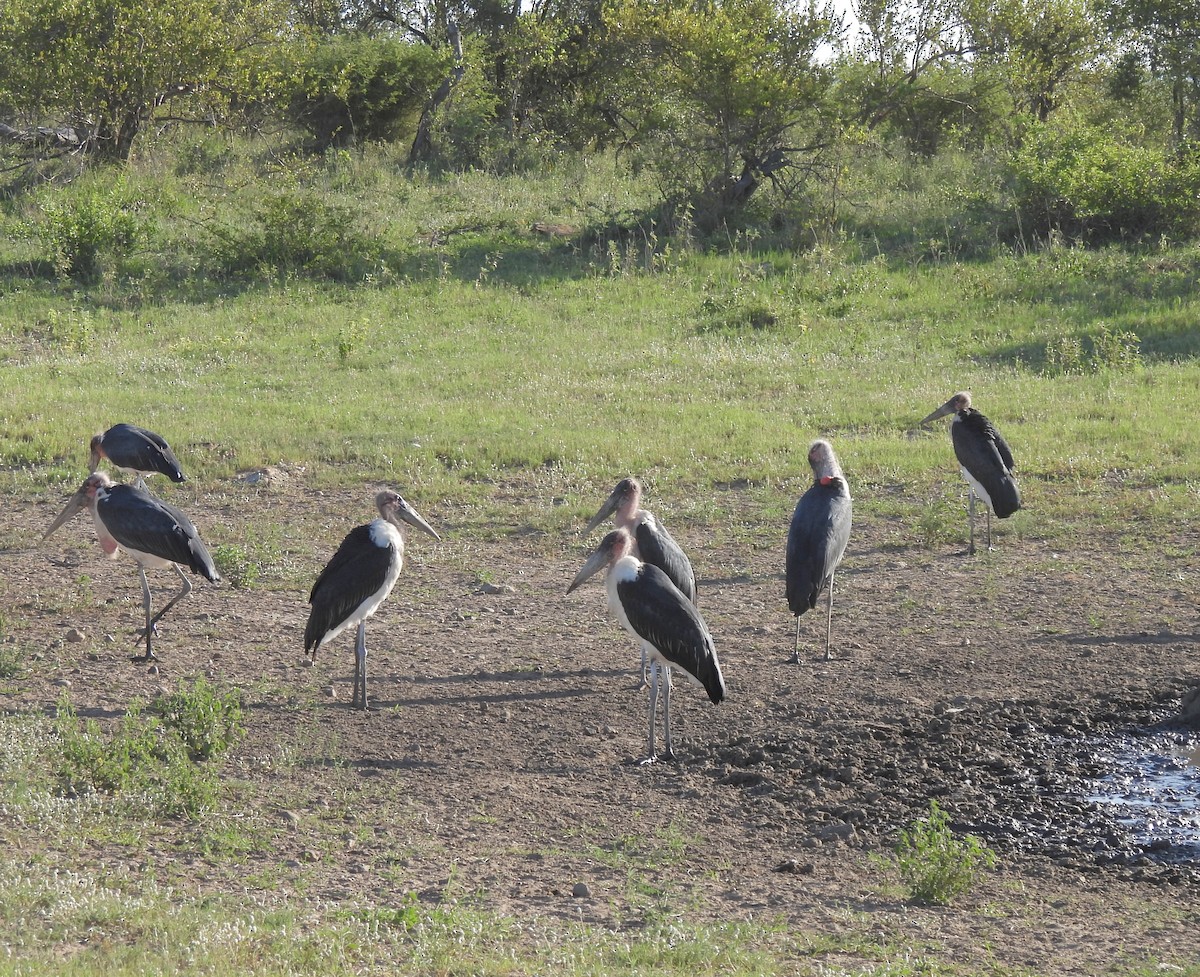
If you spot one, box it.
[1103,0,1200,144]
[606,0,841,217]
[0,0,291,163]
[962,0,1103,122]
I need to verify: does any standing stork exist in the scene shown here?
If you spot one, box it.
[43,472,219,662]
[90,423,186,489]
[585,477,697,685]
[568,528,725,764]
[304,490,440,710]
[921,391,1021,555]
[786,439,853,663]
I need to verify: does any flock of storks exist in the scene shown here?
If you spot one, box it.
[41,392,1020,764]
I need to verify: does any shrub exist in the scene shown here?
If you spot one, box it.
[895,800,996,905]
[24,180,153,281]
[209,189,385,281]
[53,685,241,819]
[151,678,245,762]
[278,36,447,150]
[1010,122,1200,242]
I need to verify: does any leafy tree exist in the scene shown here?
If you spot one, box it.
[839,0,999,153]
[278,35,448,148]
[0,0,291,163]
[606,0,841,220]
[1103,0,1200,144]
[962,0,1103,122]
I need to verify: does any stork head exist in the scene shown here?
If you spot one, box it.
[87,433,105,473]
[43,472,113,539]
[808,439,846,487]
[584,477,642,534]
[920,391,972,426]
[567,528,635,593]
[376,490,441,541]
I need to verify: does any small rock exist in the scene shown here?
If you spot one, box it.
[52,678,71,688]
[772,858,815,875]
[66,628,85,643]
[478,582,515,595]
[571,882,591,898]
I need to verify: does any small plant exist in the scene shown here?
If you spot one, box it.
[0,644,22,680]
[1043,323,1141,377]
[54,692,231,818]
[151,678,245,762]
[212,543,261,589]
[895,801,996,905]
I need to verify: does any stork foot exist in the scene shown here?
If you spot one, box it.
[787,651,801,665]
[131,651,158,664]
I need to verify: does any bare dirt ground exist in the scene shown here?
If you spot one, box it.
[2,476,1199,974]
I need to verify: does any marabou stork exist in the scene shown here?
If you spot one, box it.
[90,423,186,489]
[304,491,440,710]
[568,528,725,764]
[585,477,697,686]
[921,391,1021,555]
[786,439,853,663]
[43,472,220,662]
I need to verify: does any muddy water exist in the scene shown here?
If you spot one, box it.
[1084,727,1200,861]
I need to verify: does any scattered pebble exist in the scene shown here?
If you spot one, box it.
[571,882,591,898]
[66,628,85,643]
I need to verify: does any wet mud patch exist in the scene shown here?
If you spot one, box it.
[702,686,1200,885]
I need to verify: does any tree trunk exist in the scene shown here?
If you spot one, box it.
[409,18,465,165]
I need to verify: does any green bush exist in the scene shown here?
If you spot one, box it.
[54,684,241,819]
[895,801,996,905]
[151,678,245,762]
[1010,122,1200,241]
[278,36,447,150]
[24,180,153,281]
[209,189,385,281]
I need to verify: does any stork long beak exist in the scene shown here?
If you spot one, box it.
[584,487,621,535]
[396,500,441,541]
[567,545,609,594]
[920,398,958,426]
[43,489,87,539]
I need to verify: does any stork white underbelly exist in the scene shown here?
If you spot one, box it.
[959,464,996,513]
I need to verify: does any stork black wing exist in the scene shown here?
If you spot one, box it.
[786,479,852,616]
[617,564,724,703]
[952,410,1021,518]
[635,517,696,604]
[105,423,186,481]
[305,525,396,653]
[99,486,218,580]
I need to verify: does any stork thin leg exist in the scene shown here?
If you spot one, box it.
[134,567,156,662]
[352,621,368,710]
[148,564,193,630]
[788,615,801,665]
[135,565,192,662]
[660,665,677,762]
[133,476,147,491]
[985,507,993,551]
[641,661,661,765]
[636,647,650,690]
[823,574,835,661]
[967,490,977,556]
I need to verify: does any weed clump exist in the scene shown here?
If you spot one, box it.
[54,679,244,819]
[895,800,996,905]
